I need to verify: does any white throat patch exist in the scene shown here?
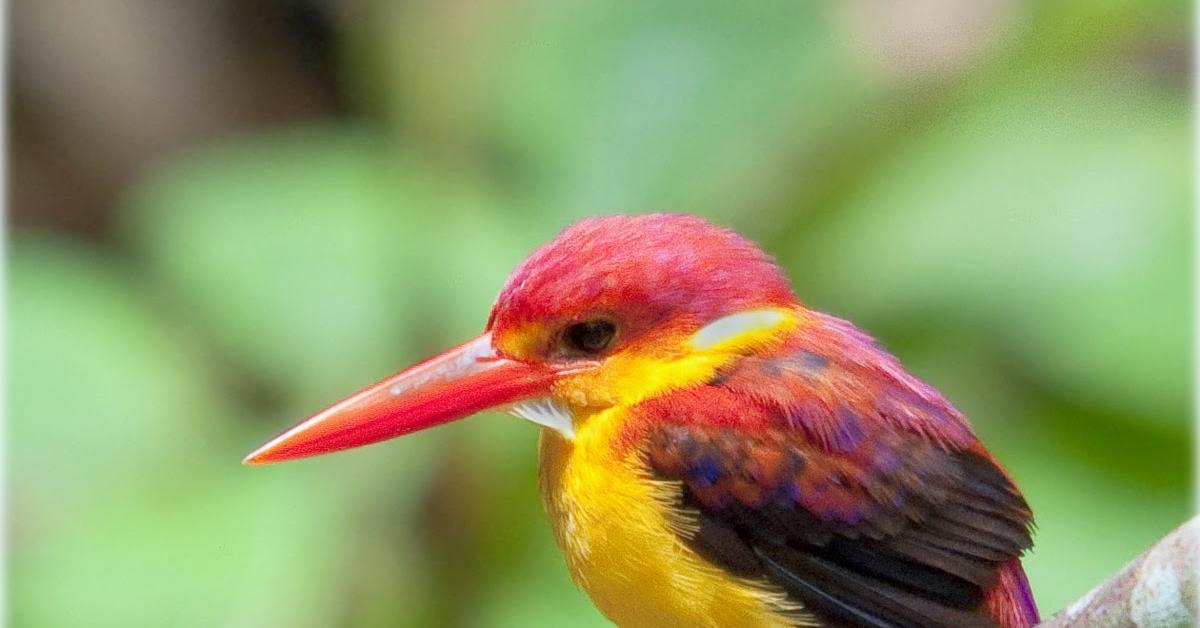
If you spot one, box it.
[509,397,575,440]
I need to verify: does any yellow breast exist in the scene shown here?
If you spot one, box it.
[537,407,804,628]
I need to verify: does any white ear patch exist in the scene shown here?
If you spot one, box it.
[689,309,787,350]
[509,397,575,439]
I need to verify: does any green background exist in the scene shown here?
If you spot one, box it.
[10,1,1191,626]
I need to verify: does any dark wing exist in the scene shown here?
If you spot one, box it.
[636,325,1033,628]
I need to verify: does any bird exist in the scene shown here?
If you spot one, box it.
[245,213,1039,628]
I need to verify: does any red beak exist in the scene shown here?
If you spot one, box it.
[243,333,558,465]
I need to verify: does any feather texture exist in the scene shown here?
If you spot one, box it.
[628,312,1038,628]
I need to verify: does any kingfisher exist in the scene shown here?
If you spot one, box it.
[246,213,1039,628]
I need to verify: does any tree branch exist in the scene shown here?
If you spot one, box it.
[1040,515,1198,627]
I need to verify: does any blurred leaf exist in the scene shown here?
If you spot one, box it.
[7,236,348,627]
[8,233,438,628]
[8,234,226,535]
[478,529,610,628]
[388,187,544,348]
[121,126,427,404]
[788,70,1189,424]
[372,2,874,222]
[121,125,549,406]
[13,466,371,628]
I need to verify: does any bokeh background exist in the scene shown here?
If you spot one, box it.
[9,1,1192,626]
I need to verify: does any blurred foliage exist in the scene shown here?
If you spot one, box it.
[9,1,1191,627]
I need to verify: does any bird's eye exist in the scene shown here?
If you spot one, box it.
[563,319,617,355]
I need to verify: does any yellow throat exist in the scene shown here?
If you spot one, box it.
[534,308,809,627]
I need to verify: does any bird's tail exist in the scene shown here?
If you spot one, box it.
[986,559,1040,628]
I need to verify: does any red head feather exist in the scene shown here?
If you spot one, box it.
[487,214,797,341]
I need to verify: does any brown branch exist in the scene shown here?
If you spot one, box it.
[1039,515,1198,627]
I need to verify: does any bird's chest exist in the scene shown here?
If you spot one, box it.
[537,422,794,628]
